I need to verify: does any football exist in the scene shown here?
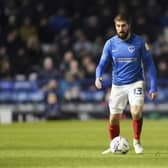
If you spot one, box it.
[110,136,130,154]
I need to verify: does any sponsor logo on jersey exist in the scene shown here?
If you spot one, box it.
[128,46,135,53]
[114,57,137,62]
[112,49,118,52]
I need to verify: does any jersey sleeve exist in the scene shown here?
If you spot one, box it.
[141,40,157,93]
[96,40,111,78]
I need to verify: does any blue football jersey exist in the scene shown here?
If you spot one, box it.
[96,33,157,92]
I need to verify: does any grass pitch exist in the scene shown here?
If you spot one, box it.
[0,119,168,168]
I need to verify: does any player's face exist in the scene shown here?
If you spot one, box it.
[115,21,130,40]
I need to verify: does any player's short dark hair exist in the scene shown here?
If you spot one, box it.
[114,12,132,25]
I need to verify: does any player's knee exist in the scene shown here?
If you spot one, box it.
[132,112,142,120]
[131,106,143,119]
[109,114,121,125]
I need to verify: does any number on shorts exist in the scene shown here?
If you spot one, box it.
[134,88,142,96]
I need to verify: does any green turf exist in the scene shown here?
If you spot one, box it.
[0,119,168,168]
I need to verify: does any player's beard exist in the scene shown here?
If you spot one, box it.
[117,30,130,40]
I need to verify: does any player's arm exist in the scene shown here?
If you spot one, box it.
[141,42,158,101]
[95,40,111,89]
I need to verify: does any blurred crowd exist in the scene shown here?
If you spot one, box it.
[0,0,168,117]
[0,0,168,79]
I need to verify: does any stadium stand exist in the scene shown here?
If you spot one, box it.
[0,0,168,122]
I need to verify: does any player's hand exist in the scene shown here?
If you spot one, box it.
[95,77,102,89]
[149,92,158,101]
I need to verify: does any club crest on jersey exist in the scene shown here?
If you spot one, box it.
[128,46,135,53]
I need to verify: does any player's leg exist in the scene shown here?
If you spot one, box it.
[102,113,122,154]
[109,113,121,140]
[131,105,143,140]
[130,105,144,154]
[129,81,144,154]
[108,85,128,140]
[102,85,127,154]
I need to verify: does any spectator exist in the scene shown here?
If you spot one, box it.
[37,57,59,91]
[82,55,96,79]
[157,60,168,78]
[45,92,61,119]
[19,16,37,43]
[0,57,11,80]
[84,15,101,41]
[59,50,75,75]
[59,72,81,102]
[38,16,55,43]
[73,29,93,55]
[69,59,84,80]
[12,47,31,76]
